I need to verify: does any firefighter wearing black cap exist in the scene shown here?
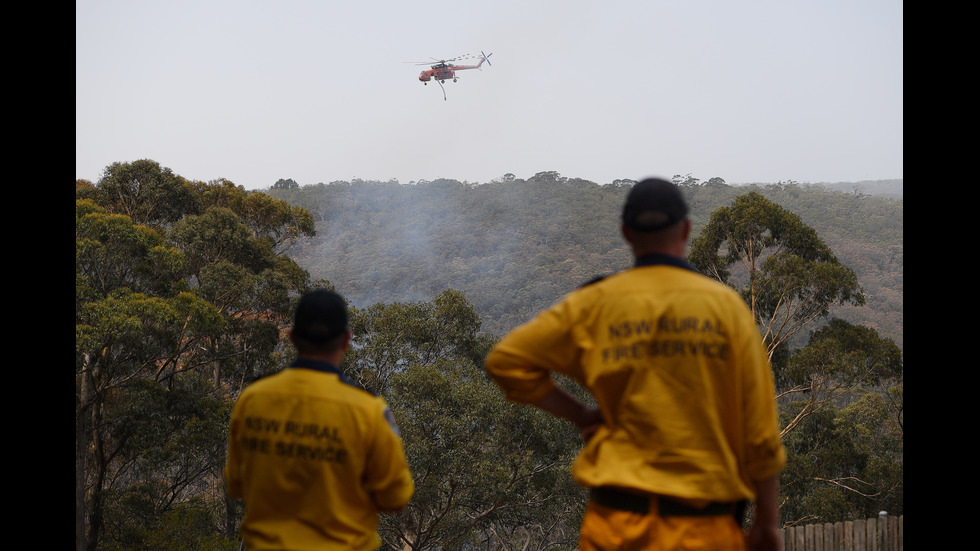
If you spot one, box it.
[485,178,786,550]
[225,289,414,551]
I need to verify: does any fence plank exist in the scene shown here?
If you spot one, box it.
[779,516,902,551]
[832,522,842,550]
[898,516,903,551]
[877,516,888,551]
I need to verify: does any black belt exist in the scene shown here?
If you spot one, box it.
[589,486,744,519]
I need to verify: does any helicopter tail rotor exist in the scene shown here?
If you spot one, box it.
[481,51,492,67]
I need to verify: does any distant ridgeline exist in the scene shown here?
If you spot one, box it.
[817,179,902,199]
[736,179,903,200]
[268,175,902,351]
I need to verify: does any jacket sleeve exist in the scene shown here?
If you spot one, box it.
[484,300,582,405]
[737,310,787,484]
[363,399,415,511]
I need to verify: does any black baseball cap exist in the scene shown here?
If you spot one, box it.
[621,178,689,231]
[292,289,349,343]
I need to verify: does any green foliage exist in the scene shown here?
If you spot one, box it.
[783,319,902,388]
[688,192,865,356]
[95,374,235,550]
[388,360,585,549]
[268,174,635,336]
[345,289,496,396]
[776,318,902,526]
[76,160,317,551]
[169,207,273,277]
[76,200,189,298]
[272,177,300,189]
[75,289,227,385]
[264,173,903,532]
[342,289,584,549]
[268,177,901,349]
[93,159,202,227]
[102,494,238,551]
[779,391,903,524]
[79,164,902,546]
[778,318,902,437]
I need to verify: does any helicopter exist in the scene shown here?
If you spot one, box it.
[408,51,492,100]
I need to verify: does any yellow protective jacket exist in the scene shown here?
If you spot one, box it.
[485,255,785,503]
[225,359,414,550]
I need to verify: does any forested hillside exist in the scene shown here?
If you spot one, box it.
[77,163,902,549]
[268,172,903,350]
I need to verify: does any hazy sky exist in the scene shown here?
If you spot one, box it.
[76,0,902,190]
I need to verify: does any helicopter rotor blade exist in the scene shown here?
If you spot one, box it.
[435,54,475,63]
[406,53,482,67]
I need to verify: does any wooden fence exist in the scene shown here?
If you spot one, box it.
[781,515,903,551]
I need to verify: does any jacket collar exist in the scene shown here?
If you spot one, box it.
[634,253,697,272]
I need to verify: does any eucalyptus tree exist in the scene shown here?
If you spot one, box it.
[91,159,202,227]
[196,178,316,255]
[779,319,902,437]
[76,160,316,551]
[688,191,865,359]
[271,177,299,189]
[76,201,228,551]
[344,289,494,396]
[679,189,903,526]
[387,360,585,550]
[778,376,903,523]
[767,318,903,526]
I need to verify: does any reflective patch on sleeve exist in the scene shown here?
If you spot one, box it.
[383,407,401,436]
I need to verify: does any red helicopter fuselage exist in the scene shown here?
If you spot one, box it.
[418,54,490,83]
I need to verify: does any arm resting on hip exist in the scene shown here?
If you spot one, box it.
[532,387,602,441]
